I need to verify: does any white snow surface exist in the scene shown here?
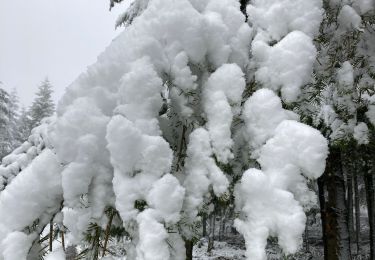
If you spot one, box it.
[1,232,35,260]
[253,31,317,102]
[247,0,323,40]
[183,128,229,228]
[353,0,374,14]
[0,150,62,256]
[203,63,245,163]
[338,5,362,31]
[353,122,369,145]
[242,88,299,153]
[236,90,328,260]
[367,105,375,127]
[337,61,354,87]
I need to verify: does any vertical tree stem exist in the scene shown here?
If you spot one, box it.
[49,220,53,252]
[102,211,115,257]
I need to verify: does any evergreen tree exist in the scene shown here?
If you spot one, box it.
[17,107,32,144]
[8,89,21,148]
[0,86,10,159]
[295,1,375,259]
[29,78,55,129]
[0,87,22,160]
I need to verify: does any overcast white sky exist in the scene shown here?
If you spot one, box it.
[0,0,125,107]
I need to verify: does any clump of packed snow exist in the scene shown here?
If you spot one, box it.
[247,0,322,40]
[367,105,375,126]
[338,5,362,31]
[1,232,35,260]
[353,0,374,14]
[252,31,317,102]
[337,61,354,87]
[0,150,63,255]
[183,128,229,227]
[249,0,322,103]
[0,117,54,191]
[242,88,299,153]
[236,89,328,260]
[203,63,245,163]
[353,122,369,145]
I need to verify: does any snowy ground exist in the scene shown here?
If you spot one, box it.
[192,211,371,260]
[46,211,370,259]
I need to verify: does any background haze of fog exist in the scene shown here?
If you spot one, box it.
[0,0,125,107]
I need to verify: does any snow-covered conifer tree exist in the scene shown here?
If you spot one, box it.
[0,1,331,260]
[29,78,55,129]
[17,107,33,144]
[295,1,375,258]
[0,86,20,160]
[0,87,11,159]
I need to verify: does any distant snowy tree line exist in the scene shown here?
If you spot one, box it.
[0,0,374,260]
[0,79,55,159]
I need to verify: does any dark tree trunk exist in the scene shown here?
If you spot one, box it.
[202,213,207,237]
[346,159,354,244]
[219,207,227,241]
[304,224,309,252]
[318,176,328,260]
[240,0,249,19]
[49,221,53,252]
[364,155,375,260]
[353,171,361,254]
[323,147,351,260]
[207,213,215,253]
[185,240,193,260]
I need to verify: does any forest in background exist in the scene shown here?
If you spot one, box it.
[0,79,55,159]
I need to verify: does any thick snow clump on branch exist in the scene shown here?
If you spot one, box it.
[0,0,330,259]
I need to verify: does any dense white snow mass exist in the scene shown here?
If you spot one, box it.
[183,128,229,226]
[353,122,369,145]
[0,149,62,255]
[236,89,328,260]
[337,61,354,87]
[1,232,35,260]
[253,31,317,102]
[366,105,375,126]
[249,0,323,103]
[242,88,299,153]
[50,96,113,243]
[247,0,323,40]
[234,168,306,260]
[338,5,362,31]
[203,63,245,163]
[0,0,331,259]
[353,0,374,14]
[0,117,54,190]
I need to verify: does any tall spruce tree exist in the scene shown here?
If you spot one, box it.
[0,87,22,160]
[0,87,10,159]
[8,89,21,149]
[29,78,55,129]
[17,107,32,144]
